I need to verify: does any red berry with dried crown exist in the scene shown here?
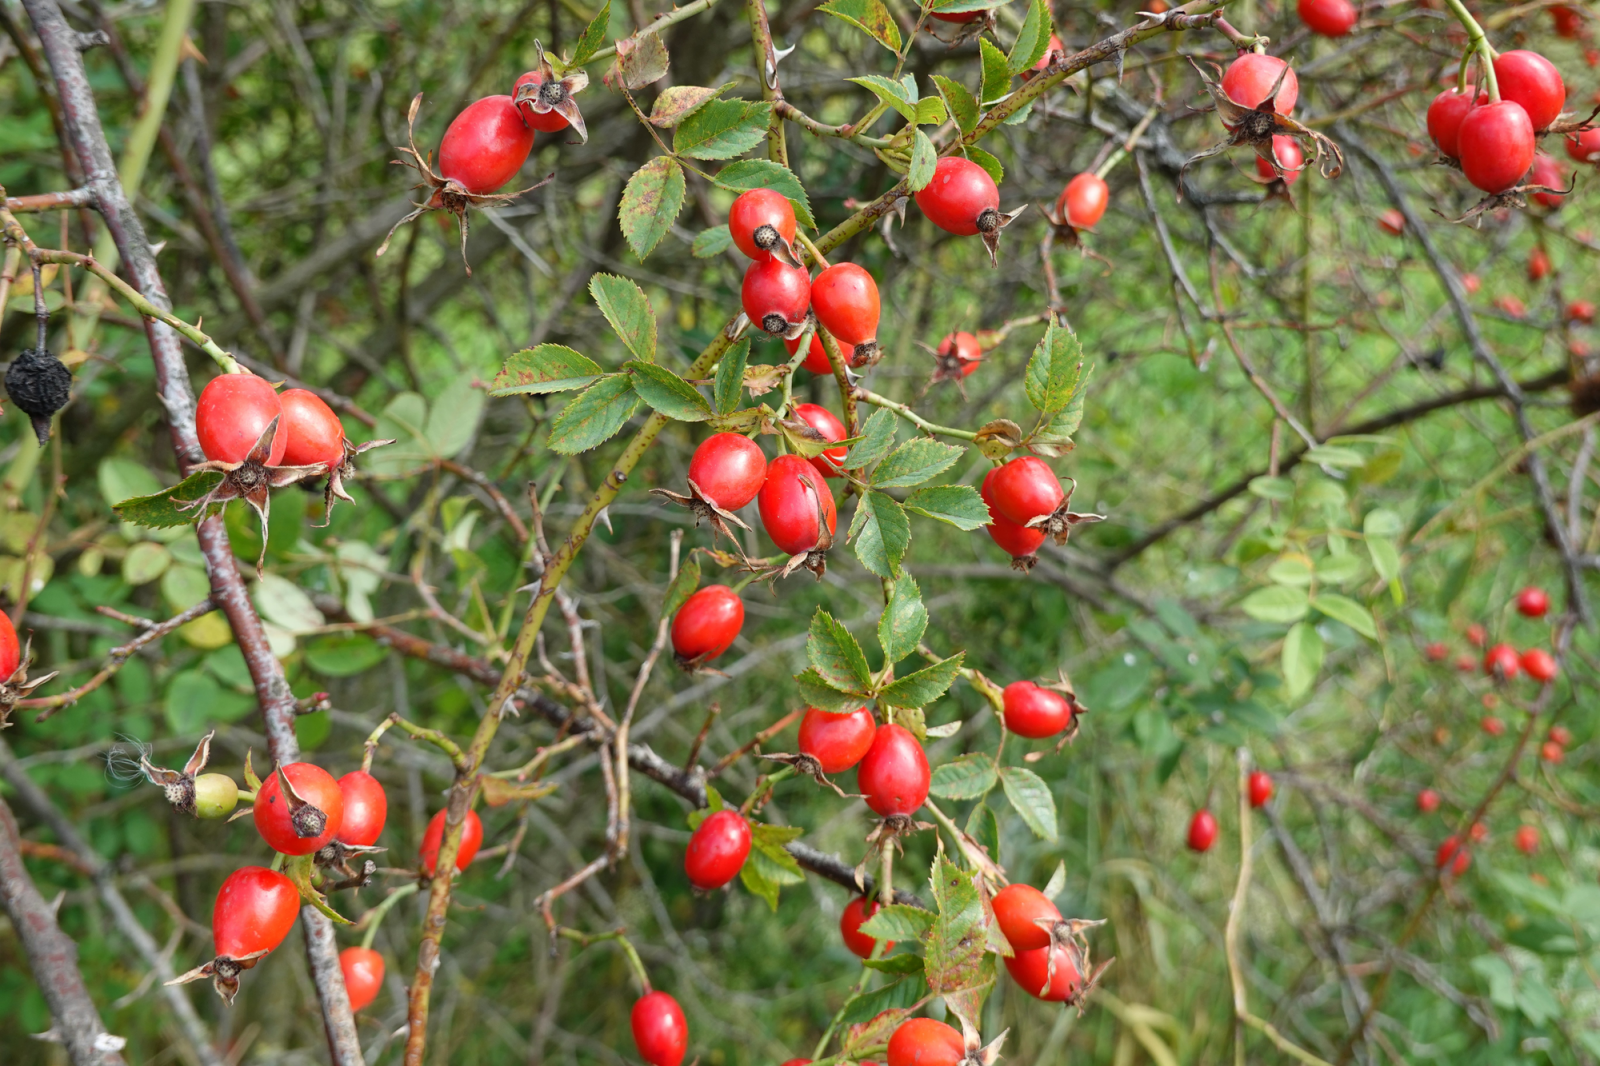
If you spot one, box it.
[437,96,534,195]
[687,433,767,512]
[811,263,881,363]
[915,156,999,236]
[197,374,287,466]
[758,454,837,555]
[742,259,811,336]
[671,585,744,666]
[632,991,689,1066]
[684,809,751,889]
[254,762,344,855]
[728,188,797,261]
[857,724,930,818]
[1187,808,1218,852]
[1221,54,1298,118]
[798,705,877,773]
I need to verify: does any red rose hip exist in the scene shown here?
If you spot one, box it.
[1493,50,1566,131]
[810,263,881,361]
[1001,680,1074,739]
[886,1018,965,1066]
[420,808,483,875]
[340,946,385,1013]
[840,895,894,958]
[758,454,837,555]
[684,809,751,889]
[1220,54,1298,117]
[791,403,848,478]
[335,770,388,847]
[196,374,288,466]
[856,724,930,818]
[915,156,1000,236]
[1005,941,1084,1001]
[687,433,767,511]
[798,705,877,773]
[988,456,1065,526]
[742,258,812,336]
[1187,808,1218,852]
[992,883,1062,951]
[437,96,534,195]
[728,188,797,261]
[632,991,689,1066]
[1515,586,1550,618]
[254,763,345,855]
[278,389,346,468]
[1059,172,1109,229]
[1247,770,1274,808]
[671,585,745,666]
[1457,101,1536,194]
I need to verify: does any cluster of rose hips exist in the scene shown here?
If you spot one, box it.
[1425,48,1573,197]
[1421,586,1561,711]
[157,750,483,1008]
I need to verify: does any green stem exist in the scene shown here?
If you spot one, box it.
[360,883,420,951]
[855,388,977,441]
[1442,0,1499,98]
[557,927,652,994]
[739,765,794,815]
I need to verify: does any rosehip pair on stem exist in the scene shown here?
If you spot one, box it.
[379,43,578,270]
[185,375,389,570]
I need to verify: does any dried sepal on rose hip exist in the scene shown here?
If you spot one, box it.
[0,611,55,729]
[122,729,241,818]
[4,346,72,446]
[1181,55,1344,189]
[376,93,555,273]
[511,41,589,143]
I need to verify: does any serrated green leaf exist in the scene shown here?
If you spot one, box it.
[879,575,927,665]
[819,0,901,52]
[1239,585,1309,624]
[740,856,782,910]
[908,130,938,192]
[904,485,989,530]
[838,974,928,1028]
[713,159,817,231]
[618,157,685,260]
[878,651,963,709]
[863,954,925,974]
[808,608,874,691]
[612,31,669,88]
[661,557,701,620]
[925,857,991,996]
[113,472,226,529]
[852,491,910,578]
[1312,592,1376,638]
[933,75,979,135]
[1282,621,1323,698]
[794,666,867,711]
[648,84,731,127]
[1024,321,1086,415]
[930,754,997,800]
[848,74,918,122]
[490,344,604,396]
[873,438,964,489]
[548,374,640,454]
[750,822,805,874]
[674,99,773,160]
[1007,0,1052,74]
[859,903,935,941]
[590,274,656,362]
[845,407,897,469]
[570,0,612,65]
[966,146,1003,186]
[979,38,1011,106]
[999,765,1057,841]
[626,360,711,421]
[691,225,733,258]
[714,337,749,415]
